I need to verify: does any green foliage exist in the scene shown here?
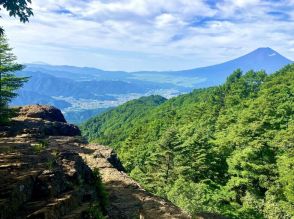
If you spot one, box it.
[31,139,48,153]
[0,0,33,35]
[46,158,55,170]
[167,178,219,215]
[82,64,294,218]
[81,95,166,146]
[82,168,108,219]
[86,202,106,219]
[93,168,108,210]
[0,35,29,124]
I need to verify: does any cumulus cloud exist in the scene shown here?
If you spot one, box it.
[1,0,294,71]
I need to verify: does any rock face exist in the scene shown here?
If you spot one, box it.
[0,105,80,138]
[17,105,67,123]
[0,105,222,219]
[81,144,191,219]
[0,106,103,219]
[0,136,105,219]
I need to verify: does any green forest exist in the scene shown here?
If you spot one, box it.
[81,65,294,219]
[0,35,29,124]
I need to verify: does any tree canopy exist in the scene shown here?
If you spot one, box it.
[0,0,33,34]
[82,65,294,218]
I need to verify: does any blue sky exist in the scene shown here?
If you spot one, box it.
[2,0,294,71]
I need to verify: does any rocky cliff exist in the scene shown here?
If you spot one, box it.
[0,105,192,219]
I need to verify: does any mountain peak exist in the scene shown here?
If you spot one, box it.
[177,47,293,82]
[251,47,279,56]
[242,47,293,64]
[255,47,274,51]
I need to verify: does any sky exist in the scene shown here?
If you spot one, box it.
[2,0,294,71]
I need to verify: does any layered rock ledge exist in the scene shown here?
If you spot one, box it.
[0,105,80,138]
[0,105,191,219]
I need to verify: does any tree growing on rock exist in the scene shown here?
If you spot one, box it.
[0,35,28,124]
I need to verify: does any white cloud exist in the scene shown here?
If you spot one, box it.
[1,0,294,71]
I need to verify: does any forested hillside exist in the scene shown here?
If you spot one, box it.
[81,64,294,219]
[81,95,167,145]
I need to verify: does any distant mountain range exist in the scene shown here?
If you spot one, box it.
[16,71,178,99]
[11,47,292,123]
[178,47,291,76]
[132,47,293,87]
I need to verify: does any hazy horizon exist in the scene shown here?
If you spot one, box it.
[23,47,293,72]
[2,0,294,71]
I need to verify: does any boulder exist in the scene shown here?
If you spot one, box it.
[0,105,81,137]
[16,105,67,123]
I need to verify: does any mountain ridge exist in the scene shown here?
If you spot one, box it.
[13,47,293,124]
[27,47,292,74]
[132,47,293,87]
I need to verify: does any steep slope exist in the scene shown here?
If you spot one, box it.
[82,144,192,219]
[82,64,294,218]
[81,95,167,146]
[0,105,191,219]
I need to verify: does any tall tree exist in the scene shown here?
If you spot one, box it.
[157,128,180,185]
[0,35,28,124]
[0,0,33,34]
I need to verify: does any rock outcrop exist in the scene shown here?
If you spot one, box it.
[0,105,80,138]
[81,144,190,219]
[0,135,106,219]
[0,105,192,219]
[17,105,67,123]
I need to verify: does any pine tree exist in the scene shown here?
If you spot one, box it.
[157,128,180,185]
[0,35,28,124]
